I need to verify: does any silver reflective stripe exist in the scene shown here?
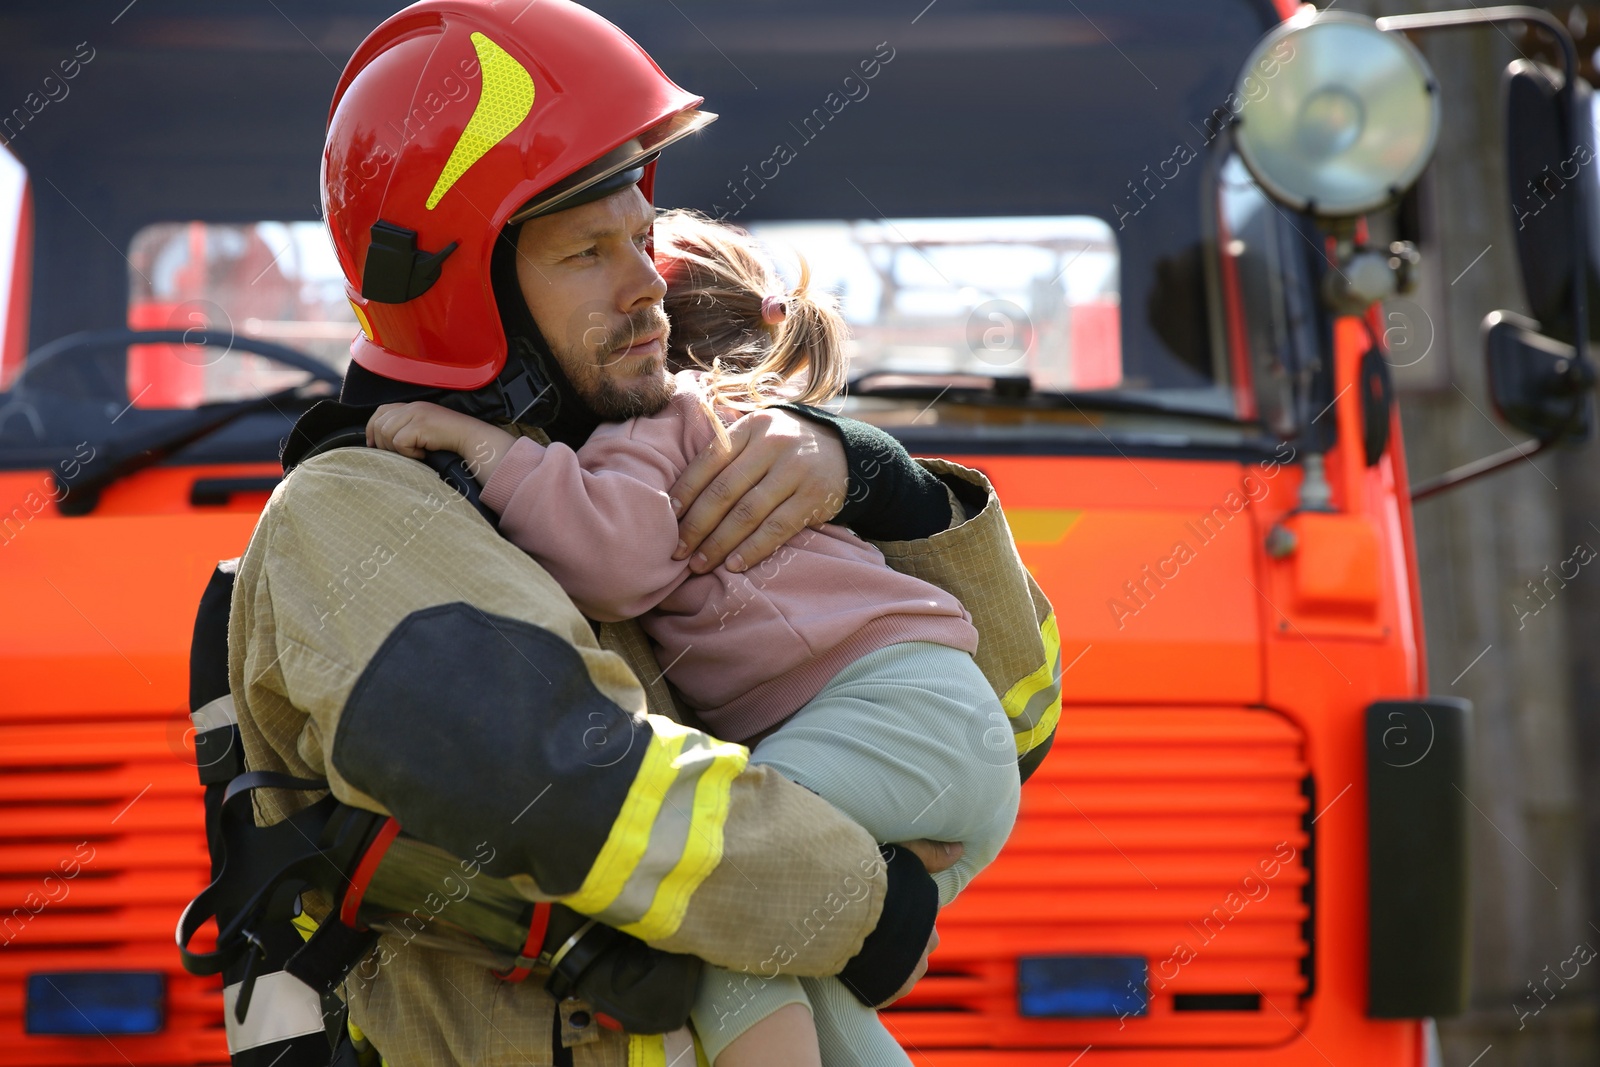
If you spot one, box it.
[222,971,324,1053]
[591,732,719,930]
[191,693,238,732]
[663,1026,697,1066]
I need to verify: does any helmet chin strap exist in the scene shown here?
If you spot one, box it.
[446,332,599,450]
[481,223,602,447]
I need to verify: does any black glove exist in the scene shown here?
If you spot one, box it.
[779,403,983,541]
[541,904,703,1034]
[836,845,940,1007]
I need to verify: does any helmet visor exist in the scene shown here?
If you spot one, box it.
[509,108,718,224]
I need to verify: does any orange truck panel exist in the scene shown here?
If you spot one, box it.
[0,465,268,1066]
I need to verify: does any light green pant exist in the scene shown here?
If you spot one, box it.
[691,642,1022,1066]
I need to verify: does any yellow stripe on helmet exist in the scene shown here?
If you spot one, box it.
[425,32,534,210]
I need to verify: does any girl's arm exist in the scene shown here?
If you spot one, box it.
[367,401,520,484]
[368,400,694,621]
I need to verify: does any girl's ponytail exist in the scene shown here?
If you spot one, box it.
[759,255,847,408]
[655,209,849,420]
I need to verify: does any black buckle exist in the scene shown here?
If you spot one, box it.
[361,221,458,304]
[496,365,551,424]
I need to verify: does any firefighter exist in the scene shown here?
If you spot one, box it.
[226,2,1061,1064]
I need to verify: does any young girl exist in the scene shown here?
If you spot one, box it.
[366,209,1020,1067]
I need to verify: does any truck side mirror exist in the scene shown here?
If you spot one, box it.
[1483,310,1593,442]
[1482,60,1597,447]
[1503,60,1600,344]
[1370,9,1599,500]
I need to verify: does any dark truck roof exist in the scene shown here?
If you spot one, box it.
[0,0,1277,348]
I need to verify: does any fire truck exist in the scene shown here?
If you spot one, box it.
[1,1,1593,1063]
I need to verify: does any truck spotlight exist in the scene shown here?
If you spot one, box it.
[1233,10,1440,218]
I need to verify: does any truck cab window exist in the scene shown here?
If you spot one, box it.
[125,221,354,409]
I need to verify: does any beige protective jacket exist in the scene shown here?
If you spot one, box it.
[229,443,1059,1067]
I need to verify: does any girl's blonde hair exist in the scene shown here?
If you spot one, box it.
[654,209,848,427]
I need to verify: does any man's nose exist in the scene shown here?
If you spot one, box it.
[618,238,667,315]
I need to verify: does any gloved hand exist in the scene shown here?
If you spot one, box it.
[541,904,703,1034]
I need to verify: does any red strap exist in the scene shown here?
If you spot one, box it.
[493,902,553,983]
[338,817,401,929]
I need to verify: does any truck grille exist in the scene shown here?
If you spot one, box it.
[883,706,1310,1050]
[0,718,226,1065]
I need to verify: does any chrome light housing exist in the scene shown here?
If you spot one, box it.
[1234,10,1441,218]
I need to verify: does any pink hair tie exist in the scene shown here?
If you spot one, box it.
[760,294,788,326]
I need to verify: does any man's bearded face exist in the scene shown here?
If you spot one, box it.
[514,186,676,420]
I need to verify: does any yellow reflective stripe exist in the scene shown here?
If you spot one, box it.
[618,732,748,942]
[628,1033,666,1067]
[563,728,689,916]
[1016,686,1062,756]
[290,909,319,942]
[425,32,534,210]
[1004,612,1062,755]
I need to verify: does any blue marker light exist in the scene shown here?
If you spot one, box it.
[24,972,166,1036]
[1017,956,1148,1019]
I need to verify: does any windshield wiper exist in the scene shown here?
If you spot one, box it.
[55,383,318,515]
[846,374,1249,425]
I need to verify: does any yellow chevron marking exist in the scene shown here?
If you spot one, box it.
[1005,508,1083,545]
[425,32,534,210]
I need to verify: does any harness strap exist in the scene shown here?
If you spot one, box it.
[492,902,554,983]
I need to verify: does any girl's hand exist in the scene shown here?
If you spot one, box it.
[367,402,517,486]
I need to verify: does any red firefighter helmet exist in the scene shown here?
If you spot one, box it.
[324,0,714,390]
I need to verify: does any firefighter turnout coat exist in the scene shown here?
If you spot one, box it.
[228,438,1060,1067]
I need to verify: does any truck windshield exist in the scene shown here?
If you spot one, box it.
[727,0,1311,440]
[747,149,1313,438]
[748,215,1125,392]
[122,221,355,409]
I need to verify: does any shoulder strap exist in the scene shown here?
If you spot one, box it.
[281,399,498,525]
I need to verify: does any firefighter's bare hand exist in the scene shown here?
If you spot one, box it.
[367,402,516,485]
[668,408,847,574]
[878,925,939,1009]
[896,839,963,874]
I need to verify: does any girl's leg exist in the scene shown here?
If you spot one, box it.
[800,975,912,1067]
[740,642,1023,1065]
[751,642,1021,908]
[691,964,816,1066]
[717,1004,820,1067]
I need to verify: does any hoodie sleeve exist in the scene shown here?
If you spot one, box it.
[480,400,703,622]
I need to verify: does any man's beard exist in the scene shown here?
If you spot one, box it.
[558,304,675,421]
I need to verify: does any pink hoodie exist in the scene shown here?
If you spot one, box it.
[479,372,978,743]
